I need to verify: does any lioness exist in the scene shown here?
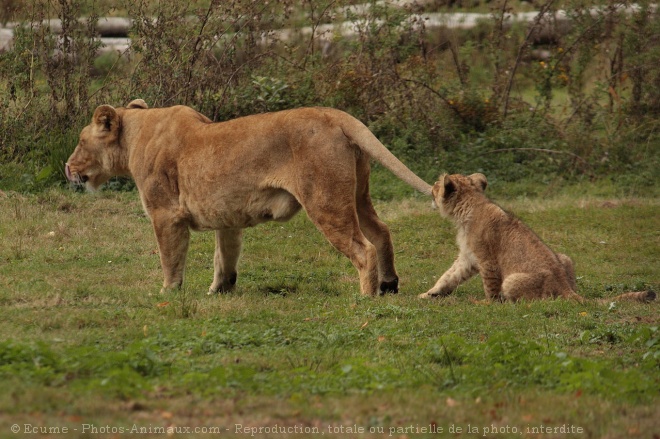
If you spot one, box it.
[419,173,655,303]
[66,100,432,296]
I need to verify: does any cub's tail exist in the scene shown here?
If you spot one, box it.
[597,290,656,304]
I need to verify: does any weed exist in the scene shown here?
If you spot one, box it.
[156,287,200,319]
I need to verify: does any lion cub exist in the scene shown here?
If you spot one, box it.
[419,173,654,303]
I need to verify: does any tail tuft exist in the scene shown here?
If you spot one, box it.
[603,290,656,303]
[642,290,656,302]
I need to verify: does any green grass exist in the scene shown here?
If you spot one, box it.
[0,185,658,438]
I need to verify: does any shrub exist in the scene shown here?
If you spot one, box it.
[0,0,658,193]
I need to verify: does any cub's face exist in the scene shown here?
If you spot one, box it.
[66,105,121,191]
[431,173,488,219]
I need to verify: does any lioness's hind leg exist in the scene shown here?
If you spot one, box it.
[356,205,398,293]
[355,166,398,293]
[209,228,243,294]
[302,195,379,296]
[312,214,380,296]
[294,138,379,296]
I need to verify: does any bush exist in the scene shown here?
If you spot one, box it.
[0,0,658,194]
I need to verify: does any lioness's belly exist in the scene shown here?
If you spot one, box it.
[184,188,302,230]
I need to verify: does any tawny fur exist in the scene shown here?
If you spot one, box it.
[66,100,432,296]
[419,173,655,304]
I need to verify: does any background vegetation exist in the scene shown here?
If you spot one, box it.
[0,0,659,195]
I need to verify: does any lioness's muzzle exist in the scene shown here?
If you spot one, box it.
[65,163,86,183]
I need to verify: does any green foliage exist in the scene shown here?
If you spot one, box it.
[1,0,659,193]
[0,341,60,381]
[1,321,657,402]
[628,326,660,371]
[422,326,660,400]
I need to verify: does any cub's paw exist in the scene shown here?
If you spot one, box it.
[419,287,455,299]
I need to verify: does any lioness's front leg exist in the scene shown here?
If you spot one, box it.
[151,213,190,293]
[419,253,478,298]
[209,228,243,294]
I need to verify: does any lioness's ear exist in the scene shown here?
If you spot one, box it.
[469,173,488,192]
[93,105,119,132]
[126,99,148,109]
[443,174,456,198]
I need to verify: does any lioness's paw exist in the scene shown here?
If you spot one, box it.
[155,286,176,296]
[208,274,238,295]
[155,281,183,296]
[157,289,165,296]
[379,279,399,295]
[207,286,234,295]
[418,291,437,299]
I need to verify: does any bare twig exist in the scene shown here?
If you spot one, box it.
[502,0,556,119]
[303,0,337,69]
[87,47,130,104]
[401,77,469,125]
[184,1,215,104]
[448,40,465,86]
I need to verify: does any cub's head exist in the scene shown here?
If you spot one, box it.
[431,173,488,219]
[65,99,147,191]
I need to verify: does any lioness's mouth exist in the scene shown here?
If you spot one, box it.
[65,163,88,184]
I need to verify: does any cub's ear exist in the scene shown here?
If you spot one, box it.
[443,174,456,198]
[92,105,119,132]
[468,173,488,192]
[431,181,442,199]
[126,99,148,109]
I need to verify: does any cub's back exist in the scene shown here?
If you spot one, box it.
[482,204,565,275]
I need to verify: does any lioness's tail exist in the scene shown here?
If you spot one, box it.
[334,110,432,196]
[597,290,656,304]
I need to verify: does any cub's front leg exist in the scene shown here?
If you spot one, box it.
[419,252,478,298]
[479,262,503,300]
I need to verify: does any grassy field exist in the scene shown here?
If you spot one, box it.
[0,183,658,438]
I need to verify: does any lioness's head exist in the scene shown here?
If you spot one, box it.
[65,99,148,191]
[431,173,488,218]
